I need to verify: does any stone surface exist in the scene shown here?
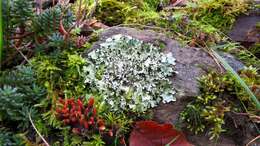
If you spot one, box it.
[228,9,260,47]
[84,27,246,146]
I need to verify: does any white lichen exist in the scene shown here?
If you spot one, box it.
[84,34,177,113]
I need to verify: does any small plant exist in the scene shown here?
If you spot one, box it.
[0,66,46,130]
[181,68,260,140]
[31,52,87,97]
[180,104,205,134]
[56,97,106,136]
[82,135,105,146]
[180,72,234,140]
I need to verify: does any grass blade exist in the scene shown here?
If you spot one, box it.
[211,49,260,110]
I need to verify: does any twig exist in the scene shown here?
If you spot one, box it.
[9,32,34,39]
[231,111,251,116]
[28,111,50,146]
[246,135,260,146]
[203,43,225,73]
[231,111,260,121]
[166,135,180,146]
[14,42,32,65]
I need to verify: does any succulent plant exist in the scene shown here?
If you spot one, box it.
[84,34,177,113]
[56,97,106,135]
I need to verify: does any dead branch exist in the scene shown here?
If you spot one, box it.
[29,111,50,146]
[14,42,33,65]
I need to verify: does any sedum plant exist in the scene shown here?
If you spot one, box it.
[84,34,177,113]
[0,66,46,130]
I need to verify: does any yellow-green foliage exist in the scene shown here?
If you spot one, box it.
[31,51,86,98]
[181,71,233,140]
[118,0,146,9]
[126,11,161,24]
[237,67,260,103]
[93,0,170,26]
[186,0,250,30]
[95,0,134,26]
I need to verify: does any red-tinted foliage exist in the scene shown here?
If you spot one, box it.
[56,97,105,135]
[129,121,193,146]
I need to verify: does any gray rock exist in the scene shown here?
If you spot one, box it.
[85,27,243,100]
[84,27,246,146]
[228,10,260,45]
[219,52,245,71]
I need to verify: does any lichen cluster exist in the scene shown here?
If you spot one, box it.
[84,34,177,113]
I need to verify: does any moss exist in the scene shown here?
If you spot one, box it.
[125,10,161,25]
[181,68,260,140]
[118,0,146,9]
[186,0,250,31]
[94,0,170,26]
[95,0,134,26]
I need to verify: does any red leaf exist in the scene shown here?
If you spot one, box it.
[129,121,193,146]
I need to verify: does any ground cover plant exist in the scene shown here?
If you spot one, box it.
[0,0,260,145]
[181,67,260,140]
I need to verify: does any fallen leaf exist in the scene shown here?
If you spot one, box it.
[84,19,109,29]
[129,121,192,146]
